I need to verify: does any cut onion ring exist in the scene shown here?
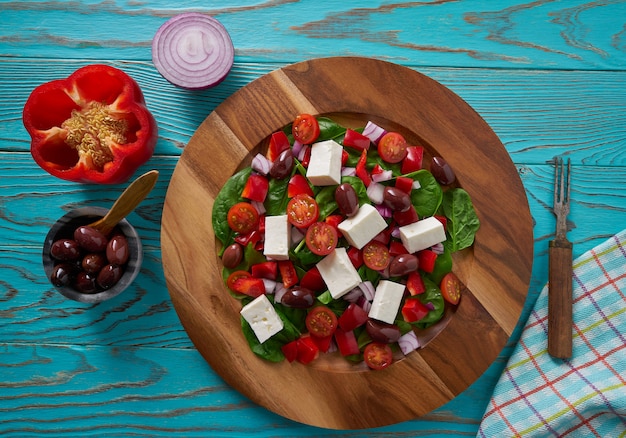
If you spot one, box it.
[152,13,234,90]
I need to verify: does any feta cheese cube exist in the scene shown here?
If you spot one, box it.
[306,140,343,186]
[240,294,284,344]
[316,247,362,299]
[263,215,291,260]
[337,203,387,249]
[399,216,447,254]
[368,280,405,324]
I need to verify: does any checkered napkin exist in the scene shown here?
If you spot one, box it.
[478,229,626,438]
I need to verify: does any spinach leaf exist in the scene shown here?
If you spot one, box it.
[317,117,346,141]
[442,188,480,252]
[411,277,445,329]
[315,186,338,220]
[265,175,290,216]
[405,170,443,218]
[212,167,252,247]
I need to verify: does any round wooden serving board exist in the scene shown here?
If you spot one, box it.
[161,57,534,430]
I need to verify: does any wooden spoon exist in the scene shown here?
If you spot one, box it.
[88,170,159,235]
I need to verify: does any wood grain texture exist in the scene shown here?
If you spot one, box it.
[1,0,625,435]
[161,57,534,429]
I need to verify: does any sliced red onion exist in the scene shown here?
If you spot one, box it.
[152,13,234,90]
[251,200,266,215]
[431,242,445,255]
[362,121,387,144]
[398,331,421,355]
[341,167,356,177]
[372,169,393,183]
[290,226,304,246]
[375,204,392,218]
[359,281,376,301]
[292,140,304,158]
[356,296,372,313]
[366,181,385,204]
[262,278,277,294]
[251,153,271,175]
[342,287,363,303]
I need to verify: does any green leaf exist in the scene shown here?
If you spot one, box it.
[212,167,252,247]
[442,188,480,252]
[265,175,290,216]
[411,277,445,329]
[317,117,346,141]
[406,170,443,218]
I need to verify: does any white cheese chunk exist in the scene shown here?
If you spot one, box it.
[399,216,447,254]
[316,247,362,299]
[306,139,343,186]
[368,280,405,324]
[240,294,284,344]
[337,203,387,250]
[263,215,291,260]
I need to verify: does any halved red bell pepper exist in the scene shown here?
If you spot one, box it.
[23,64,158,184]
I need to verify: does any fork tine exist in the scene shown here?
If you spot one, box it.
[565,158,571,204]
[554,157,561,206]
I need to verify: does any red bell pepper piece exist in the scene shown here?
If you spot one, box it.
[310,333,333,353]
[251,261,278,280]
[388,240,409,257]
[267,131,290,161]
[23,64,158,184]
[241,174,269,202]
[287,174,313,198]
[393,205,419,226]
[406,271,426,295]
[300,266,326,292]
[395,176,414,194]
[402,298,430,322]
[355,148,371,187]
[343,128,371,151]
[278,260,299,288]
[338,303,369,332]
[296,335,320,364]
[417,249,438,273]
[401,146,424,174]
[324,214,343,238]
[347,247,363,269]
[281,339,299,363]
[334,328,360,356]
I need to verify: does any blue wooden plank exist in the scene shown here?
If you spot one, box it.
[0,1,624,69]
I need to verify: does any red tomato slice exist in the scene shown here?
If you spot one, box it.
[226,271,265,297]
[362,241,391,271]
[226,270,250,290]
[305,222,338,256]
[305,305,338,338]
[378,132,408,164]
[287,194,319,228]
[267,131,291,162]
[292,114,320,144]
[440,272,462,305]
[364,342,393,370]
[227,202,259,234]
[287,174,313,198]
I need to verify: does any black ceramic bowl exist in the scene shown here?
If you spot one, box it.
[42,207,143,303]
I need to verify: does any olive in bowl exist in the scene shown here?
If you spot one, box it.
[42,207,143,303]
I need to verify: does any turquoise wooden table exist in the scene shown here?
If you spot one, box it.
[1,1,625,436]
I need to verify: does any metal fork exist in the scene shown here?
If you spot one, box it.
[548,157,573,359]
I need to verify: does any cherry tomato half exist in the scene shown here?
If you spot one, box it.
[306,221,338,256]
[362,241,391,271]
[440,272,462,305]
[227,202,259,234]
[292,114,320,144]
[378,132,408,164]
[305,305,338,338]
[287,194,319,228]
[364,342,393,370]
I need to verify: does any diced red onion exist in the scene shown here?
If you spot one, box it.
[362,121,387,144]
[413,180,422,190]
[431,242,445,255]
[297,144,309,161]
[343,287,363,303]
[372,169,393,183]
[152,13,234,90]
[262,278,277,294]
[366,181,385,204]
[326,338,338,353]
[425,302,435,310]
[251,200,266,215]
[375,204,392,218]
[292,140,304,158]
[356,296,372,313]
[341,167,356,177]
[251,153,271,175]
[359,281,376,301]
[274,284,287,304]
[390,225,401,239]
[398,331,421,355]
[290,226,304,246]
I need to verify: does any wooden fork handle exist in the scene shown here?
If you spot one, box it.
[548,240,573,359]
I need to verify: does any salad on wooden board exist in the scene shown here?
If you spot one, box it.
[212,114,479,370]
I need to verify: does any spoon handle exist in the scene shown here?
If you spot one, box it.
[89,170,159,235]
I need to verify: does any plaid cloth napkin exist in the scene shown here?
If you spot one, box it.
[478,229,626,438]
